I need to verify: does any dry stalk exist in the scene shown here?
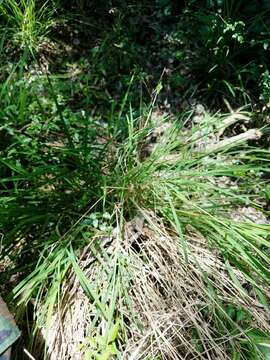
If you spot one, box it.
[204,129,262,153]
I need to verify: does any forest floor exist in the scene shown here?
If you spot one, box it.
[0,1,270,359]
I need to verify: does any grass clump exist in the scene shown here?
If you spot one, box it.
[0,0,56,55]
[4,106,270,359]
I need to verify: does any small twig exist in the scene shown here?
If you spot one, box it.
[23,348,36,360]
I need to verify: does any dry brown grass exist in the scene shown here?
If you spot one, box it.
[40,210,270,360]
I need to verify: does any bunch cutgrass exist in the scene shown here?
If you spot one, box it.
[9,108,270,359]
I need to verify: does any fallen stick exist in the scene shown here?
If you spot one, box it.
[217,113,250,137]
[203,129,262,153]
[156,129,262,166]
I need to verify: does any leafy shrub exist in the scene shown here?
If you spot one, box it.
[175,0,270,106]
[260,70,270,106]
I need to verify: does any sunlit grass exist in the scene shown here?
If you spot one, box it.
[0,2,270,358]
[5,105,270,359]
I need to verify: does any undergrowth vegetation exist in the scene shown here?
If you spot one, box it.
[0,1,270,359]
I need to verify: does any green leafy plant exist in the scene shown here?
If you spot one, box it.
[80,321,120,360]
[260,70,270,106]
[175,1,270,106]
